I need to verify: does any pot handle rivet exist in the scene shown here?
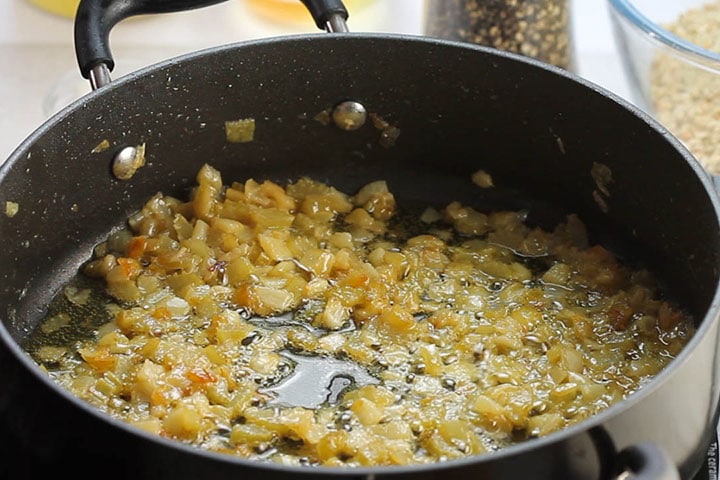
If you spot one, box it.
[112,144,145,181]
[332,100,367,131]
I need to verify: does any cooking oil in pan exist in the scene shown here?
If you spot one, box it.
[27,275,379,413]
[259,350,378,408]
[24,170,695,467]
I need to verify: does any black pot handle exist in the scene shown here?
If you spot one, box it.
[614,443,680,480]
[300,0,349,31]
[590,427,680,480]
[74,0,228,84]
[74,0,349,88]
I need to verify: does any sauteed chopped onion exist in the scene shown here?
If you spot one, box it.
[30,164,694,467]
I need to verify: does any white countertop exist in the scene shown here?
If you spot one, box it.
[0,0,631,162]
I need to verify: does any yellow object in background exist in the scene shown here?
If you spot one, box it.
[244,0,376,24]
[27,0,375,23]
[27,0,80,18]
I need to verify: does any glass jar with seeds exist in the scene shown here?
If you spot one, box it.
[608,0,720,175]
[423,0,574,70]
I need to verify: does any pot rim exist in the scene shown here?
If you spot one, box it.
[3,32,720,474]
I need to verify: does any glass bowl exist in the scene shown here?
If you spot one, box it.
[607,0,720,174]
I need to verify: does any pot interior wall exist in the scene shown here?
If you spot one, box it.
[1,34,718,342]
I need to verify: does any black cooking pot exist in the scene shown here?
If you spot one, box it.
[1,1,719,479]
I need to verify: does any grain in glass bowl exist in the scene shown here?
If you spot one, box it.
[608,0,720,175]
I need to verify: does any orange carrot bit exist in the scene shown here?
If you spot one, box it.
[126,235,148,259]
[187,367,217,384]
[117,257,142,279]
[79,346,117,373]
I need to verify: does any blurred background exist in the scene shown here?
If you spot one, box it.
[0,0,628,163]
